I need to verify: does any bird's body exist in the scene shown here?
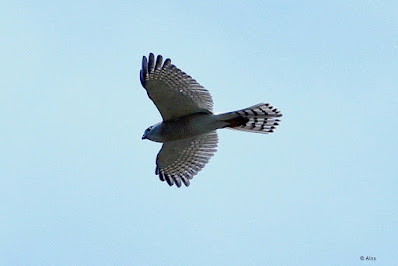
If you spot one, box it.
[145,112,223,143]
[140,53,283,187]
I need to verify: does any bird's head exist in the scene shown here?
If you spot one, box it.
[142,126,153,140]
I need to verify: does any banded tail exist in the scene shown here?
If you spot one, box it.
[216,103,282,134]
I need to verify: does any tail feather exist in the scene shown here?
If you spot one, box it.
[217,103,282,134]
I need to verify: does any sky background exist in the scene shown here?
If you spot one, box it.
[1,1,397,265]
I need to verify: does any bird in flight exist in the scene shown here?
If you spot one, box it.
[140,53,282,187]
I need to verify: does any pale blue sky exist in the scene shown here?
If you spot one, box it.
[1,1,397,265]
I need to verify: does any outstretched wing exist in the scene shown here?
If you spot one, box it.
[140,53,214,121]
[155,131,218,187]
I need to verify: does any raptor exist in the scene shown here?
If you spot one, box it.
[140,53,282,187]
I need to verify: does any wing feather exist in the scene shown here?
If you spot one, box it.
[140,53,214,121]
[155,131,218,187]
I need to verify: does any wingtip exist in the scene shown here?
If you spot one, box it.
[159,171,165,181]
[173,176,182,187]
[142,55,148,75]
[165,174,174,186]
[143,53,169,73]
[148,53,155,72]
[155,55,163,70]
[163,58,171,68]
[181,176,190,186]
